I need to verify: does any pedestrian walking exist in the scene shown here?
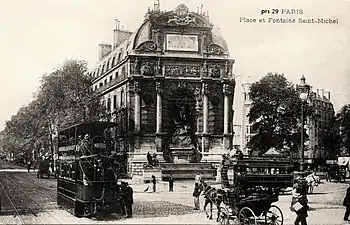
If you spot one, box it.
[27,161,31,172]
[343,184,350,221]
[125,183,133,218]
[151,175,156,192]
[193,182,202,210]
[291,177,309,225]
[168,174,174,192]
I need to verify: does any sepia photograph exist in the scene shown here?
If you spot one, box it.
[0,0,349,224]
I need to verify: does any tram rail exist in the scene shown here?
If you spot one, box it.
[0,172,60,224]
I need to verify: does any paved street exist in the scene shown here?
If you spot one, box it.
[0,160,349,224]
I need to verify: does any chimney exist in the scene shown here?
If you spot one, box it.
[320,89,324,98]
[99,44,112,60]
[325,91,331,100]
[154,0,160,12]
[113,19,132,49]
[316,89,319,97]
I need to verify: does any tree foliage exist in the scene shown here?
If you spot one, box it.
[247,73,313,156]
[0,59,106,160]
[337,104,350,156]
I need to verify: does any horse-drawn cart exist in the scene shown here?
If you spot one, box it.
[218,156,294,225]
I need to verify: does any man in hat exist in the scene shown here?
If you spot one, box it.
[343,184,350,221]
[124,182,133,218]
[291,176,309,225]
[151,175,157,192]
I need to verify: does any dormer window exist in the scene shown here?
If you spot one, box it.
[102,64,105,74]
[112,57,116,67]
[117,52,122,63]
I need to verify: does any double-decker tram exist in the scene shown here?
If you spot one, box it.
[57,121,123,217]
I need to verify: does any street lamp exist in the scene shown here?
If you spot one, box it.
[297,75,311,172]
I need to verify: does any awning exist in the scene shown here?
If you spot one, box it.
[338,157,350,166]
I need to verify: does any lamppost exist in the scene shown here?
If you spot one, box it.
[297,75,310,172]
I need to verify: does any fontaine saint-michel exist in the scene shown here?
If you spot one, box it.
[89,2,236,178]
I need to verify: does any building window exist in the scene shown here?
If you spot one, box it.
[104,79,107,85]
[109,76,112,82]
[107,98,111,111]
[120,89,124,106]
[116,71,119,77]
[246,126,249,134]
[113,95,117,110]
[244,93,247,101]
[112,57,116,67]
[99,82,103,87]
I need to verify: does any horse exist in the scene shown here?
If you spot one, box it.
[305,173,320,193]
[201,182,226,221]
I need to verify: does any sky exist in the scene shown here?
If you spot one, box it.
[0,0,349,130]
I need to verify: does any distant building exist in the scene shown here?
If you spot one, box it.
[233,124,241,150]
[305,88,335,165]
[240,81,254,155]
[239,77,334,164]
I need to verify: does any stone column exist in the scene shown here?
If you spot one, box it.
[202,83,209,154]
[223,83,232,150]
[134,81,141,132]
[155,81,165,162]
[156,81,162,133]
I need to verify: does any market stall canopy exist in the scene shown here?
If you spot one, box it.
[264,147,281,155]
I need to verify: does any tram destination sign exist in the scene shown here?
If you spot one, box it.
[166,34,198,52]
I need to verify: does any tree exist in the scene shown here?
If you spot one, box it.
[337,104,350,156]
[247,73,313,156]
[321,115,341,159]
[1,59,106,167]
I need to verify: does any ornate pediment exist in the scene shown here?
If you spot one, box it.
[135,41,157,52]
[152,4,212,28]
[207,43,227,55]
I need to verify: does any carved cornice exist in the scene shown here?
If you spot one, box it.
[207,43,227,55]
[135,41,158,53]
[141,62,155,76]
[164,65,200,77]
[209,64,221,78]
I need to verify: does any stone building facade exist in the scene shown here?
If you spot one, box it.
[305,89,335,163]
[89,3,235,176]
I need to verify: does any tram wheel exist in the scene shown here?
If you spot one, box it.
[265,205,283,225]
[238,207,257,225]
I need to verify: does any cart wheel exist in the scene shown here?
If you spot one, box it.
[265,205,283,225]
[218,207,236,225]
[238,207,257,225]
[218,207,229,225]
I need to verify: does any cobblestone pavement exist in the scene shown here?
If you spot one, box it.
[1,160,350,224]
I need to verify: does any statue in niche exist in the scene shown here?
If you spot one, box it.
[170,100,195,149]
